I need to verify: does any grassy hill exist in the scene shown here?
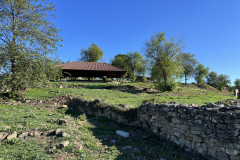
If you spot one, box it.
[0,100,203,160]
[0,81,235,159]
[23,82,235,107]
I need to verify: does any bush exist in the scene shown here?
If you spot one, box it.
[135,76,146,82]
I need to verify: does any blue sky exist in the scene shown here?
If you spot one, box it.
[51,0,240,84]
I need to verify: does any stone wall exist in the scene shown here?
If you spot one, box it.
[68,98,240,160]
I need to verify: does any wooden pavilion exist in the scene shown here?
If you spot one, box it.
[59,61,126,78]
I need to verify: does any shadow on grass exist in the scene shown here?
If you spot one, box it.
[65,104,206,160]
[82,84,158,95]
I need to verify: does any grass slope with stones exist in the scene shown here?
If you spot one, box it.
[0,103,204,160]
[23,82,236,107]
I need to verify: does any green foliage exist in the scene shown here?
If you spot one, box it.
[0,0,62,91]
[111,52,146,81]
[151,63,178,91]
[111,54,132,79]
[80,43,104,62]
[194,63,209,84]
[179,52,197,84]
[206,72,230,91]
[206,71,218,88]
[78,113,87,121]
[135,75,146,82]
[215,74,231,91]
[128,51,146,77]
[235,79,240,90]
[145,32,183,91]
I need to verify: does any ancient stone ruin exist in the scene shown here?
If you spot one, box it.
[67,97,240,160]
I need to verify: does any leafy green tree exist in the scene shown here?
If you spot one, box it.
[179,52,197,84]
[145,32,183,91]
[235,79,240,90]
[111,52,146,81]
[206,71,218,88]
[194,64,209,84]
[0,0,62,91]
[128,51,146,80]
[215,74,231,91]
[111,54,133,79]
[80,43,104,62]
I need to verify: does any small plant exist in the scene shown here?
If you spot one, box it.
[64,144,75,153]
[6,138,20,145]
[78,113,87,121]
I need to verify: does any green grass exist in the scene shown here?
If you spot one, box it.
[24,82,236,107]
[0,104,65,132]
[0,104,202,160]
[0,104,71,159]
[0,82,233,159]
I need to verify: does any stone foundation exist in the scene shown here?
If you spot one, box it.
[67,98,240,160]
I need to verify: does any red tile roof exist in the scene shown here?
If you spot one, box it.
[60,61,125,72]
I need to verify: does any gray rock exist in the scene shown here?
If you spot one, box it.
[4,126,11,130]
[118,103,129,109]
[33,131,41,137]
[7,131,17,140]
[19,132,29,139]
[55,129,70,137]
[58,119,67,125]
[110,139,116,145]
[217,151,229,160]
[56,141,70,149]
[122,146,132,150]
[28,132,34,137]
[226,148,239,156]
[61,132,70,138]
[0,132,8,140]
[46,129,56,136]
[55,129,63,136]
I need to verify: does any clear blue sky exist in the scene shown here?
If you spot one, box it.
[51,0,240,84]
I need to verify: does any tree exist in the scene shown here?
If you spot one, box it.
[128,51,146,80]
[194,64,209,84]
[215,74,231,91]
[179,52,197,84]
[206,71,218,88]
[145,32,183,91]
[111,54,133,79]
[111,52,146,81]
[234,79,240,90]
[80,43,104,62]
[0,0,62,91]
[206,72,230,91]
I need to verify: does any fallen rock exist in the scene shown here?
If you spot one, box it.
[110,139,116,145]
[122,146,132,150]
[61,132,70,138]
[4,126,11,130]
[62,105,68,108]
[46,129,56,136]
[58,105,68,109]
[19,132,29,139]
[0,132,8,140]
[55,129,63,136]
[142,135,150,140]
[58,119,67,125]
[30,131,41,137]
[116,130,129,138]
[55,129,70,137]
[7,131,17,140]
[73,142,83,150]
[118,103,129,109]
[56,141,70,149]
